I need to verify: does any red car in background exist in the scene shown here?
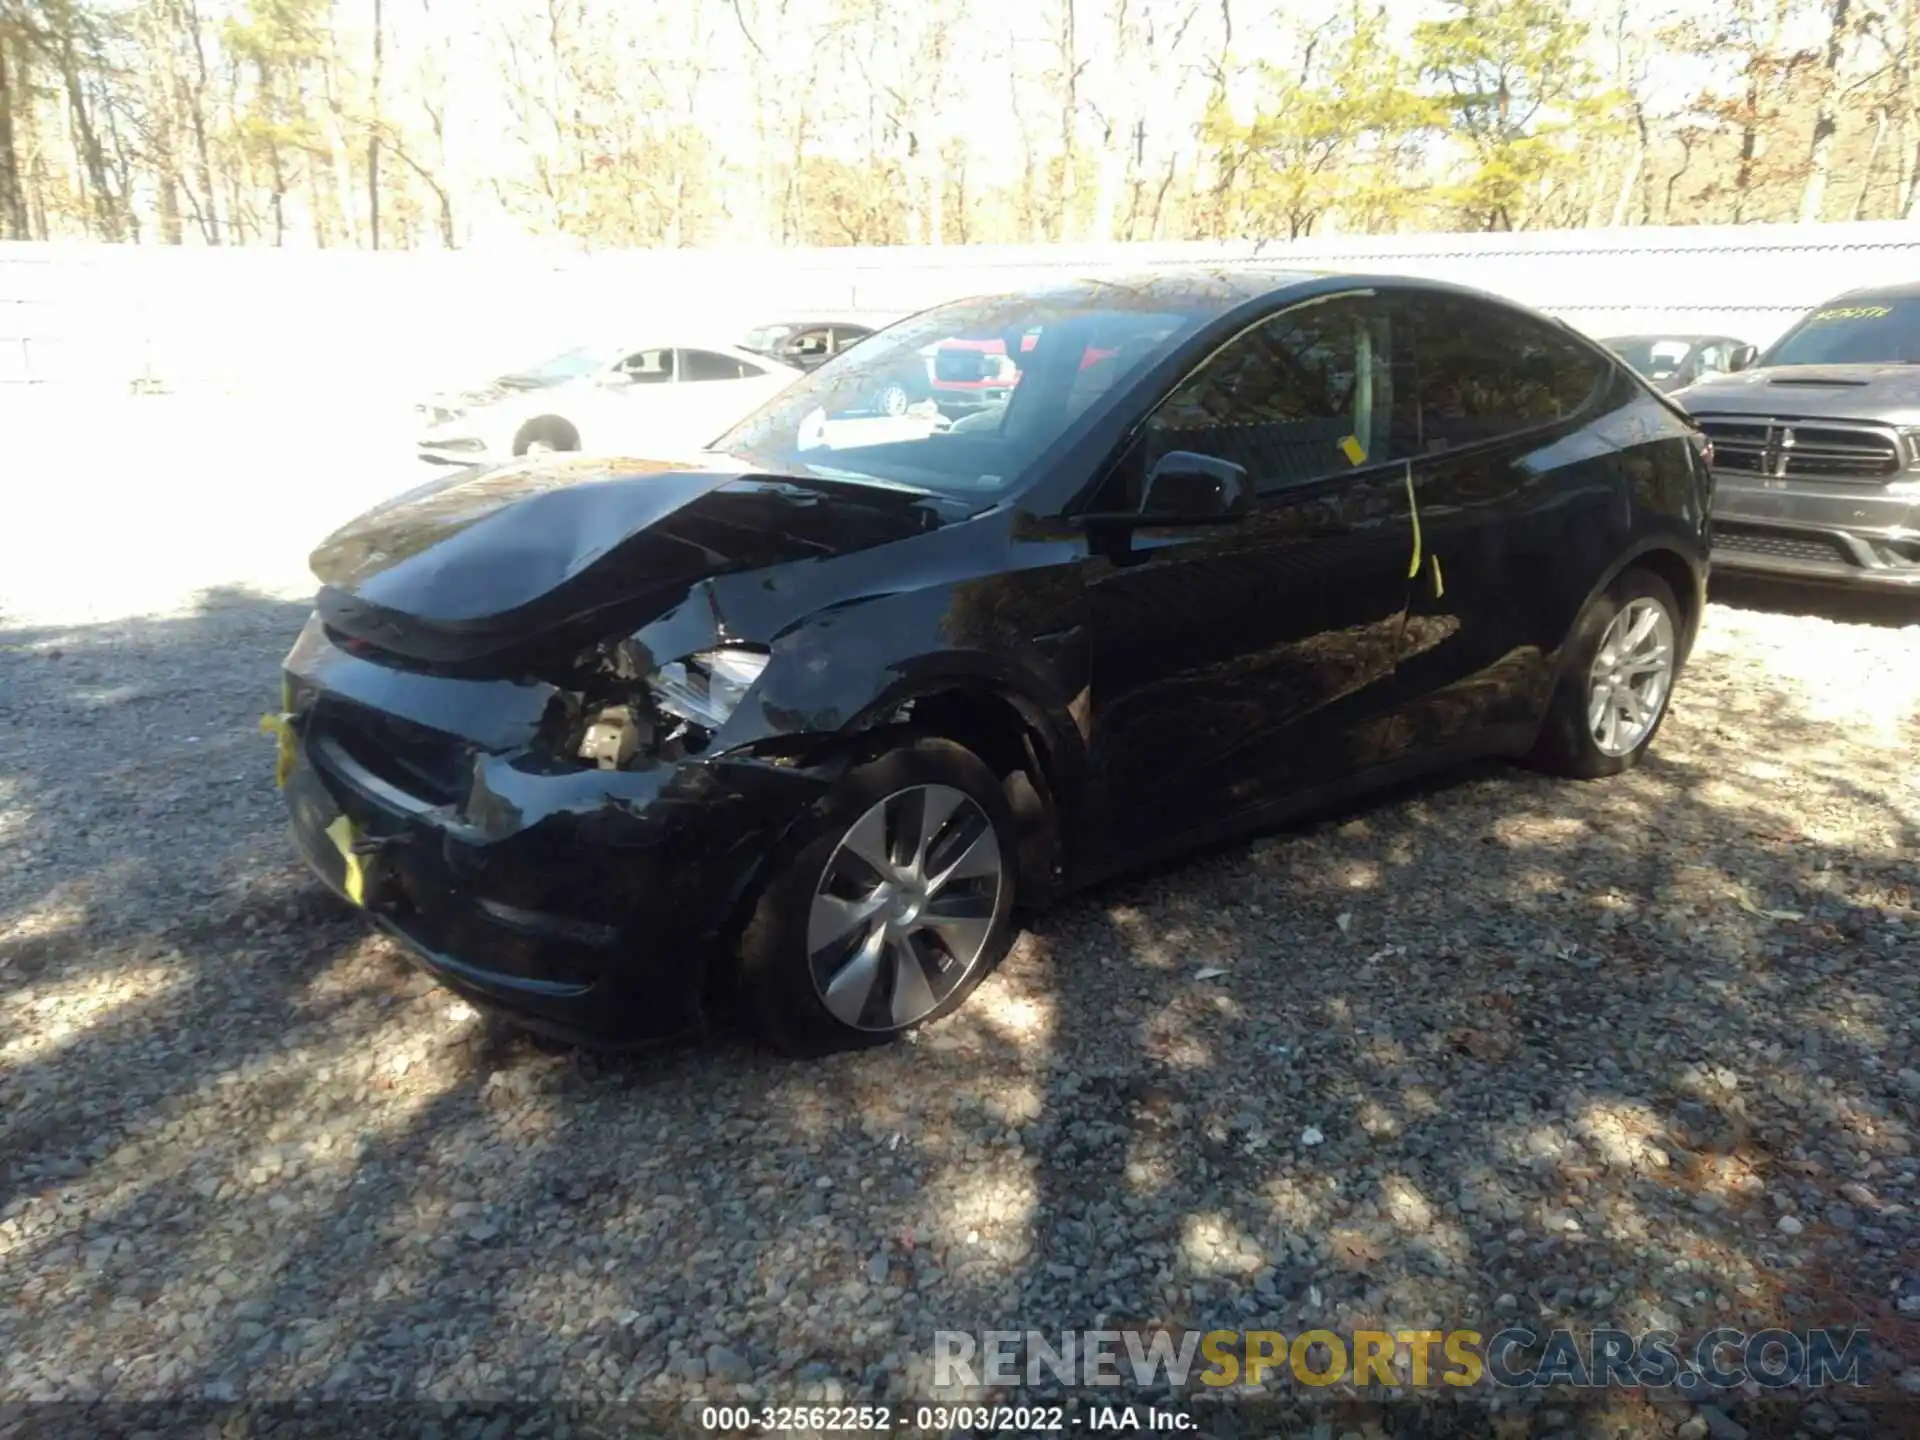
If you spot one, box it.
[927,330,1119,416]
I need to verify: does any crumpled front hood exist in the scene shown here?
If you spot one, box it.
[309,454,945,665]
[1677,364,1920,423]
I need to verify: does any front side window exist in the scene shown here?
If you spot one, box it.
[1133,294,1405,497]
[618,348,674,384]
[1762,297,1920,365]
[679,349,759,382]
[1409,297,1606,450]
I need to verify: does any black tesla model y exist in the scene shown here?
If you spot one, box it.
[273,270,1712,1053]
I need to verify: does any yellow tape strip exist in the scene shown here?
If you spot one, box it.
[1431,552,1446,599]
[1404,465,1422,579]
[324,815,368,906]
[259,712,296,789]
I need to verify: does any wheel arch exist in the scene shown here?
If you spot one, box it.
[511,414,582,455]
[767,675,1082,907]
[1563,538,1706,676]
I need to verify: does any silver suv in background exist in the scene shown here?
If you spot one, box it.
[1601,334,1757,393]
[1676,285,1920,593]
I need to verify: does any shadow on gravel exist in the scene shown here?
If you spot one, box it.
[2,592,1916,1435]
[0,593,413,1293]
[967,661,1919,1426]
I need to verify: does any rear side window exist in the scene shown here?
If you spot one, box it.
[678,349,761,382]
[1405,295,1607,451]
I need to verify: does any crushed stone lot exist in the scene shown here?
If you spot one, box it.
[4,509,1920,1433]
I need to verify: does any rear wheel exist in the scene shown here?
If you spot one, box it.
[1530,567,1681,779]
[873,382,911,417]
[737,736,1017,1055]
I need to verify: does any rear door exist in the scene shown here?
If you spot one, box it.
[1377,292,1615,761]
[1078,291,1421,856]
[575,346,673,452]
[673,348,788,445]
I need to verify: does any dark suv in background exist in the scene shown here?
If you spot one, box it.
[739,320,876,371]
[1676,284,1920,592]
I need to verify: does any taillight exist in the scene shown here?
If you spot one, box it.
[1698,438,1715,469]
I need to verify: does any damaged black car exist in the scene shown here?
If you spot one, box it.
[273,270,1712,1053]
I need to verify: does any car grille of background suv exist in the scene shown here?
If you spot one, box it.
[1695,417,1904,482]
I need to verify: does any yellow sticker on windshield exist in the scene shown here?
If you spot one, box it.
[1339,435,1368,466]
[1812,305,1892,322]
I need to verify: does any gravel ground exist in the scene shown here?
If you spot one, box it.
[3,423,1920,1436]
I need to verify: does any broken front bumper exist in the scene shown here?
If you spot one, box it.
[1710,473,1920,591]
[278,629,833,1045]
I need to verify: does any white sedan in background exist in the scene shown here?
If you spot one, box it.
[416,339,804,465]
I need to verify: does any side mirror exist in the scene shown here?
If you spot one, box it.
[1730,345,1759,372]
[1138,451,1252,523]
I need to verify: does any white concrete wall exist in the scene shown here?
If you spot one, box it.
[3,222,1918,400]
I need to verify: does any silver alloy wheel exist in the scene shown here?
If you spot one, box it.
[807,783,1004,1032]
[1586,596,1676,757]
[876,384,910,417]
[524,439,555,455]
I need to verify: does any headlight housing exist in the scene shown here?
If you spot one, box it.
[647,647,770,732]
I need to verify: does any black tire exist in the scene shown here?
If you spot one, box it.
[1529,566,1683,780]
[512,416,579,456]
[736,735,1019,1056]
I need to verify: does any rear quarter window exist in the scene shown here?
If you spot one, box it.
[1405,294,1609,451]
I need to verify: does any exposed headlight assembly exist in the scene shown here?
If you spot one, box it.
[567,646,770,770]
[648,647,770,731]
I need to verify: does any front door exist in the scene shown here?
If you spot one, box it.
[1078,291,1421,860]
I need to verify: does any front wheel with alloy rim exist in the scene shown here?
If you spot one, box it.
[1530,567,1683,779]
[736,736,1018,1054]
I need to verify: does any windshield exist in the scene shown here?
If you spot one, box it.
[1762,299,1920,366]
[740,326,795,353]
[1608,339,1694,380]
[711,293,1204,500]
[501,345,612,385]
